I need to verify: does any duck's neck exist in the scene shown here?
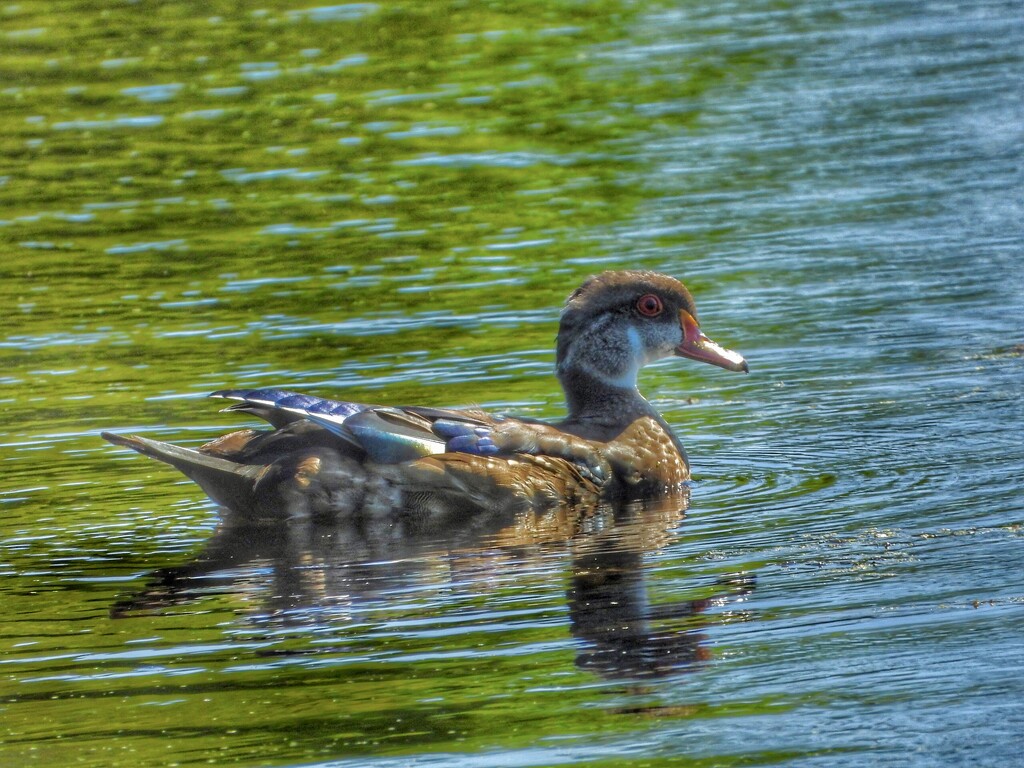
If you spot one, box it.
[557,364,655,428]
[555,321,658,431]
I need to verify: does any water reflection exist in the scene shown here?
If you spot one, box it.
[112,490,753,680]
[569,523,754,680]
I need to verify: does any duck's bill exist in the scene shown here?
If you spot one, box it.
[676,310,749,373]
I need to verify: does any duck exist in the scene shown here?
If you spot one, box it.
[102,270,747,530]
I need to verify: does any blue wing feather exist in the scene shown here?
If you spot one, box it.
[432,419,500,455]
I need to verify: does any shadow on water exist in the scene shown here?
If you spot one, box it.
[111,489,754,681]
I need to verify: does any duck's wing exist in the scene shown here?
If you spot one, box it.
[209,388,613,488]
[210,388,501,464]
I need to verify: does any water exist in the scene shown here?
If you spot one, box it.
[2,0,1022,765]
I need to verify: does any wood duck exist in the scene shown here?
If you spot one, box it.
[103,270,747,529]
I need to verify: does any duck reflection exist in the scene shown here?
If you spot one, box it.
[112,489,753,679]
[568,518,754,679]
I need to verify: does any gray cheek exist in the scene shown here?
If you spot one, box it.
[665,323,684,350]
[565,319,628,369]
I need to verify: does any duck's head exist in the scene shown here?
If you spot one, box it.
[556,270,747,395]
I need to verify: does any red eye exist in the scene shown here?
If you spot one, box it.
[636,293,663,317]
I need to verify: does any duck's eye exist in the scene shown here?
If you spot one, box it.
[636,293,664,317]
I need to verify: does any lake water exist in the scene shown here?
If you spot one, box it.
[1,0,1022,766]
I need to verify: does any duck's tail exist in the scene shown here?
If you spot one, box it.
[101,432,262,511]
